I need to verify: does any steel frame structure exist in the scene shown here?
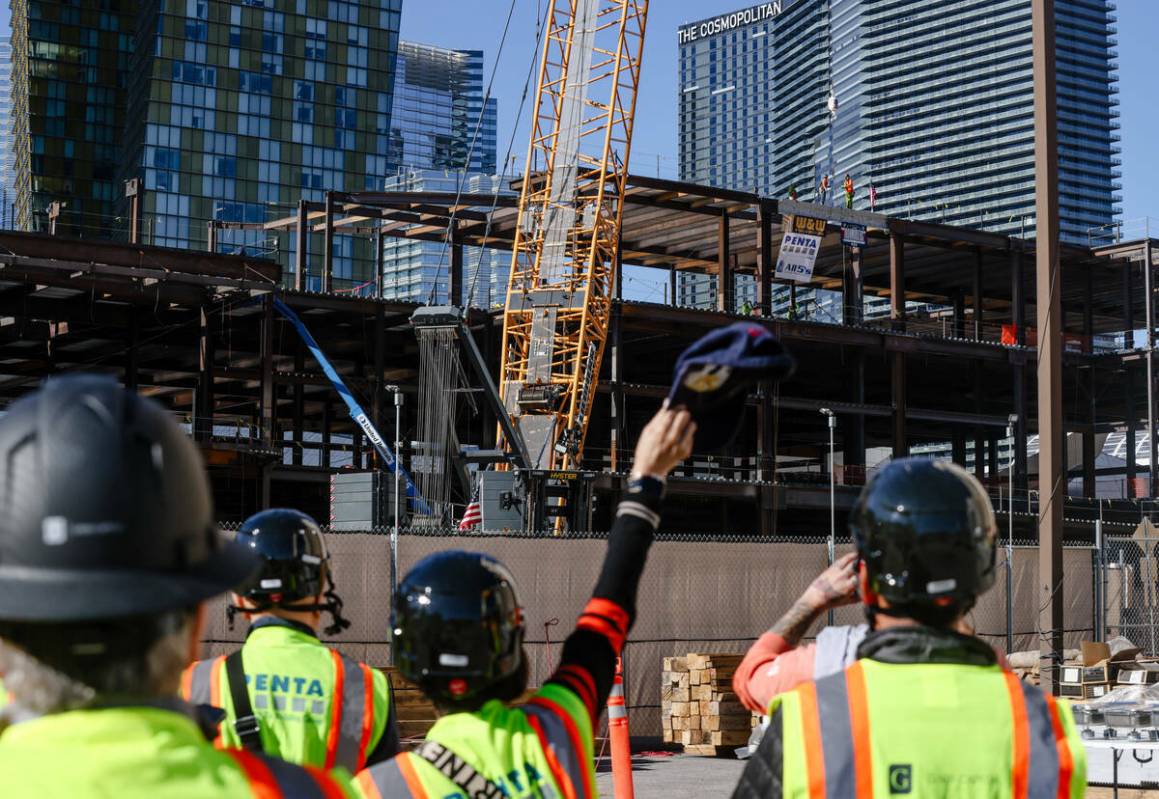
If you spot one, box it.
[499,0,648,470]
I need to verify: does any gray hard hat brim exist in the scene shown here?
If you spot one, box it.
[0,533,260,623]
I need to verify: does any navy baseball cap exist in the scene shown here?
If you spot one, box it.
[666,323,795,451]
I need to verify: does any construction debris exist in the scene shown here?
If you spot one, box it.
[661,653,757,757]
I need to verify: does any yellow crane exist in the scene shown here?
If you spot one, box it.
[498,0,649,472]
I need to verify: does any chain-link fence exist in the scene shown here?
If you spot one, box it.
[1098,533,1159,654]
[204,525,1111,737]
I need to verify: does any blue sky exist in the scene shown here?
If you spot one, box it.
[402,0,1157,224]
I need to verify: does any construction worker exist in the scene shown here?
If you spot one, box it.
[732,458,1086,799]
[353,405,697,799]
[0,374,356,797]
[182,508,398,772]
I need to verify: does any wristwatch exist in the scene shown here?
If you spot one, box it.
[627,473,666,499]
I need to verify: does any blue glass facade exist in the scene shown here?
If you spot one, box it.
[13,0,403,288]
[387,42,497,176]
[678,0,1120,247]
[379,41,502,306]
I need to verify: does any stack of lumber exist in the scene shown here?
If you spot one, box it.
[661,653,756,756]
[383,667,439,741]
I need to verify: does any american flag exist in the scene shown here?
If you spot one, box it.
[458,486,482,531]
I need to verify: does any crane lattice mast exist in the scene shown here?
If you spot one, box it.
[499,0,648,471]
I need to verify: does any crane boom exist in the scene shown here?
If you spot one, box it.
[499,0,649,471]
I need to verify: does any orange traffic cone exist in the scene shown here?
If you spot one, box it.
[608,657,635,799]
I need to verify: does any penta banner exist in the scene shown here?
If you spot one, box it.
[776,215,824,283]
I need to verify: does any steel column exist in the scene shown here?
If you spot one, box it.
[757,200,774,316]
[322,191,334,294]
[891,352,907,457]
[668,266,677,308]
[1013,361,1029,500]
[973,250,984,340]
[196,305,215,441]
[450,228,464,307]
[954,291,967,339]
[974,363,985,481]
[1148,240,1157,497]
[609,301,624,471]
[952,429,967,467]
[375,227,385,299]
[1011,247,1026,344]
[717,210,732,313]
[292,342,305,466]
[1032,0,1063,694]
[320,397,332,468]
[890,233,905,332]
[260,296,276,447]
[1126,367,1138,496]
[844,245,864,326]
[295,200,308,292]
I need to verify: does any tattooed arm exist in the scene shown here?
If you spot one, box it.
[771,553,860,645]
[733,553,860,712]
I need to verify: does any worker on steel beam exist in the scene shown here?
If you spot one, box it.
[0,375,356,797]
[354,322,795,799]
[731,458,1086,799]
[182,508,399,772]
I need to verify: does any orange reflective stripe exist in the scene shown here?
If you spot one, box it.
[180,664,194,701]
[845,662,873,799]
[396,753,431,799]
[524,712,580,799]
[1004,670,1031,799]
[1044,695,1074,799]
[325,649,346,770]
[210,655,226,748]
[797,682,827,799]
[356,663,376,769]
[527,694,595,799]
[303,765,350,799]
[226,749,283,799]
[355,770,384,799]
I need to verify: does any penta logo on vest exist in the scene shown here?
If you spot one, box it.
[243,672,326,697]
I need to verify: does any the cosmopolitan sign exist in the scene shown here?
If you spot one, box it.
[678,2,784,44]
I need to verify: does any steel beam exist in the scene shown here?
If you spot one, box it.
[844,246,864,326]
[292,342,305,466]
[260,296,276,447]
[1032,0,1064,694]
[1126,367,1138,495]
[1148,240,1157,498]
[295,200,308,292]
[450,228,464,307]
[1011,247,1026,344]
[891,352,907,456]
[195,305,215,441]
[609,301,624,471]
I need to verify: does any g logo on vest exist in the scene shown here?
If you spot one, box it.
[888,764,912,795]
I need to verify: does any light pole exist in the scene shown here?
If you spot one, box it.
[386,385,403,664]
[1006,413,1017,655]
[820,408,837,626]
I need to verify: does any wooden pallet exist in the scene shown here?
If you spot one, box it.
[661,653,755,757]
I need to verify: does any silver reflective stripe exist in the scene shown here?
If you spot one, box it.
[187,658,217,705]
[260,753,328,798]
[365,755,422,798]
[813,624,868,681]
[1019,682,1061,799]
[522,702,587,797]
[333,655,370,772]
[814,671,857,799]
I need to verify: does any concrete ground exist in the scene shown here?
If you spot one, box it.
[594,753,1157,798]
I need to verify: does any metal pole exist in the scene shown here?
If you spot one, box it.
[1007,416,1016,655]
[822,408,836,626]
[390,386,403,666]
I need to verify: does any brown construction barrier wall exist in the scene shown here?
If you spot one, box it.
[201,533,1096,737]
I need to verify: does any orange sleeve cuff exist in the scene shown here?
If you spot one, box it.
[576,597,630,652]
[733,632,815,714]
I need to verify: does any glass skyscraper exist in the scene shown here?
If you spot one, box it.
[678,0,1120,245]
[0,37,17,229]
[388,41,497,175]
[11,0,403,289]
[378,41,502,306]
[10,0,133,237]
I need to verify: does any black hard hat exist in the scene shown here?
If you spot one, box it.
[394,550,524,705]
[0,374,259,622]
[850,457,997,610]
[230,508,350,636]
[235,509,329,603]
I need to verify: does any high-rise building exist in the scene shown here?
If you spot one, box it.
[378,41,502,306]
[380,169,512,307]
[0,36,18,229]
[10,0,403,289]
[10,1,133,236]
[388,42,497,176]
[677,0,1121,246]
